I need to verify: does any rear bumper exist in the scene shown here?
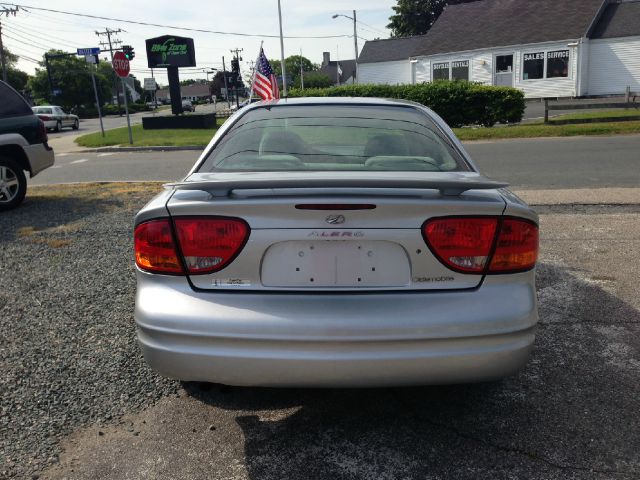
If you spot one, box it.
[24,143,55,176]
[135,272,538,387]
[139,328,535,387]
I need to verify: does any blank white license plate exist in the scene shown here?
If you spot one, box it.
[261,241,410,288]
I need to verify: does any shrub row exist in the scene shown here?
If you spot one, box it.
[287,81,525,127]
[77,103,151,119]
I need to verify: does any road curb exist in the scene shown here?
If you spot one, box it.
[78,145,205,153]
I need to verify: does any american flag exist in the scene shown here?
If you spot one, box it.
[253,47,280,100]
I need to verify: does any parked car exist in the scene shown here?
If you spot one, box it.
[0,81,55,211]
[181,100,195,112]
[32,105,79,132]
[134,98,539,387]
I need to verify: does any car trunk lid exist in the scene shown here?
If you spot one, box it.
[165,172,507,291]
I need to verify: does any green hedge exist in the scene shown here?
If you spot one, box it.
[78,103,152,118]
[287,81,525,127]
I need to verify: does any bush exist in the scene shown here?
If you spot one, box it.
[287,81,525,127]
[76,102,152,119]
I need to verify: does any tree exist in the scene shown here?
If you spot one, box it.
[1,46,31,91]
[294,72,332,89]
[269,55,318,85]
[387,0,478,37]
[28,50,111,110]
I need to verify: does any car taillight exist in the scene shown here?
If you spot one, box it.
[173,217,250,274]
[423,217,498,273]
[134,219,183,274]
[423,216,538,274]
[40,115,51,121]
[488,218,538,273]
[37,119,48,143]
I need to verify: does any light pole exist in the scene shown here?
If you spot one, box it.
[203,68,217,82]
[332,10,358,83]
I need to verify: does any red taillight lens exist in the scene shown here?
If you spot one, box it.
[134,219,183,274]
[423,216,539,274]
[40,115,51,121]
[423,217,499,273]
[488,218,538,273]
[173,217,250,274]
[37,119,48,143]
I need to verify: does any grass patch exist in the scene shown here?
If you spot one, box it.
[74,113,640,146]
[17,226,36,237]
[454,120,640,141]
[75,121,225,148]
[551,108,640,122]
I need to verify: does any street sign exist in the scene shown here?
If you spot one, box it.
[112,51,130,78]
[84,54,98,64]
[77,47,100,56]
[143,78,157,91]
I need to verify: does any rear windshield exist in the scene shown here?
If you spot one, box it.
[199,105,470,173]
[33,107,53,114]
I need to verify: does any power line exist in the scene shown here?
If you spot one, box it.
[1,4,24,82]
[0,3,351,39]
[2,33,47,54]
[3,27,70,51]
[7,21,79,47]
[355,20,388,36]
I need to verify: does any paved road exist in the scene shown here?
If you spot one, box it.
[33,134,640,190]
[46,103,220,141]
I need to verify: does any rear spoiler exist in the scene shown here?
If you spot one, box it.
[166,174,508,197]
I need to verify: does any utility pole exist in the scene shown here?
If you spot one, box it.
[96,28,123,113]
[230,48,243,109]
[0,21,7,83]
[277,0,287,97]
[1,6,23,84]
[352,9,359,83]
[222,56,230,108]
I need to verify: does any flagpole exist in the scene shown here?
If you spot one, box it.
[336,44,340,86]
[277,0,287,97]
[300,48,304,90]
[249,41,263,101]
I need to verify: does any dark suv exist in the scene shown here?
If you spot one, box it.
[0,81,54,210]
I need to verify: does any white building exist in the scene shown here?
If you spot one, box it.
[358,0,640,98]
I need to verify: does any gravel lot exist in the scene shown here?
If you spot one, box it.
[1,185,639,479]
[0,184,179,478]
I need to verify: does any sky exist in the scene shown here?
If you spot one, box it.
[1,0,395,85]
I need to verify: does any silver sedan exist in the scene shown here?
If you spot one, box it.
[134,98,539,387]
[32,106,79,132]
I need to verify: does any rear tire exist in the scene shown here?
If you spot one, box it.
[0,156,27,211]
[55,121,62,132]
[72,119,79,130]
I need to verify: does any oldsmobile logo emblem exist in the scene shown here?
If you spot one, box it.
[325,214,346,225]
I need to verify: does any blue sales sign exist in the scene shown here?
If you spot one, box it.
[77,47,101,56]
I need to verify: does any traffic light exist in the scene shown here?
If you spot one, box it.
[231,58,240,74]
[122,45,135,61]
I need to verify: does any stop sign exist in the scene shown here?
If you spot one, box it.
[112,51,130,78]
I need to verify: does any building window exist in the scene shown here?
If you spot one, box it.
[433,62,450,81]
[451,60,469,81]
[547,50,570,78]
[523,52,545,80]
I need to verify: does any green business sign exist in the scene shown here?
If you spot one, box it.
[145,35,196,68]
